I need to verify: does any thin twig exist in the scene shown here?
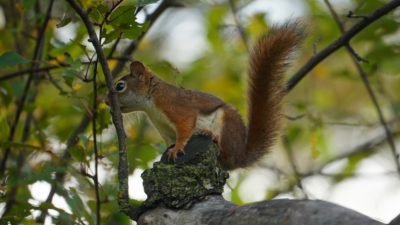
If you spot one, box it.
[36,114,91,223]
[0,0,55,176]
[301,126,400,178]
[2,112,34,216]
[65,0,132,218]
[0,56,136,82]
[285,0,400,92]
[347,10,368,19]
[1,0,55,216]
[324,0,400,175]
[6,0,23,53]
[107,34,123,59]
[282,136,309,199]
[228,0,249,51]
[92,60,101,225]
[0,64,67,82]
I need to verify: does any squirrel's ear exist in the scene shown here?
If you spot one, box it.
[130,61,146,76]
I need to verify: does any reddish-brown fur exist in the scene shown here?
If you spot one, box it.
[114,22,304,170]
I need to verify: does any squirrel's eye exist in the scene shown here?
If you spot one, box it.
[114,81,126,92]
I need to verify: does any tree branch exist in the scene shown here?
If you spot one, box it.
[0,0,55,176]
[301,126,400,178]
[323,0,400,175]
[92,60,101,225]
[284,0,400,92]
[390,213,400,225]
[65,0,132,217]
[282,136,309,198]
[139,196,385,225]
[0,65,67,82]
[228,0,249,51]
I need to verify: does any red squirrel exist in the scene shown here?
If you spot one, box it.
[112,23,304,170]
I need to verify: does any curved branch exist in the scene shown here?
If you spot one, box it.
[65,0,131,216]
[285,0,400,92]
[323,0,400,175]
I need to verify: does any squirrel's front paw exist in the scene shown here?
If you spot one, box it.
[167,146,185,161]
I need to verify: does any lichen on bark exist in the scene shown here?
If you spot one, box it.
[141,135,229,209]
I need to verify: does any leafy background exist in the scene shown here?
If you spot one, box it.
[0,0,400,224]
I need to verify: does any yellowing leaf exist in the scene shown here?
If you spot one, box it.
[48,18,58,29]
[49,55,66,65]
[108,59,117,70]
[81,0,103,8]
[15,3,24,14]
[312,64,327,78]
[72,83,82,91]
[98,102,109,110]
[87,140,94,149]
[110,145,118,152]
[127,127,138,139]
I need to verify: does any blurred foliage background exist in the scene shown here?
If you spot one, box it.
[0,0,400,224]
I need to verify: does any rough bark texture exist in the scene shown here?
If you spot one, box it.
[134,135,389,225]
[141,135,229,209]
[139,195,385,225]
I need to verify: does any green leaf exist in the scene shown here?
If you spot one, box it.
[0,111,10,141]
[120,0,160,7]
[65,188,93,224]
[286,126,302,143]
[22,0,35,10]
[133,0,159,7]
[89,6,104,24]
[0,52,30,67]
[68,145,86,162]
[327,145,375,183]
[123,27,142,40]
[56,17,72,28]
[107,4,149,41]
[0,141,42,150]
[206,5,229,52]
[103,29,122,44]
[109,5,136,26]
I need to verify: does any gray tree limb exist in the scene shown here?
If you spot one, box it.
[139,195,385,225]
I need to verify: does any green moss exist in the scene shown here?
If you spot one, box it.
[141,135,229,209]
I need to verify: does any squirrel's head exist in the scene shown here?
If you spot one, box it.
[111,61,153,113]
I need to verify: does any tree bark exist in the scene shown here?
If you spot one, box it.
[139,195,384,225]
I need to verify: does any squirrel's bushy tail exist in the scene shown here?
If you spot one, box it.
[242,22,304,167]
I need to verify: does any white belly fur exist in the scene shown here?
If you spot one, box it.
[195,107,224,137]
